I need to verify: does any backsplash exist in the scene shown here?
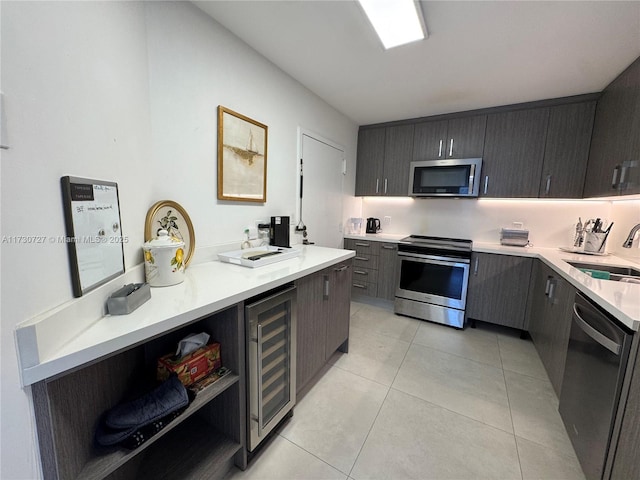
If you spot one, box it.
[360,197,640,260]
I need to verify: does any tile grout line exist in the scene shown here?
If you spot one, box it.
[345,321,417,479]
[498,334,525,480]
[275,433,352,478]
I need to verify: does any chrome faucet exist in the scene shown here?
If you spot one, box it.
[622,223,640,248]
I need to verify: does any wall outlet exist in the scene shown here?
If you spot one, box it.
[384,216,391,225]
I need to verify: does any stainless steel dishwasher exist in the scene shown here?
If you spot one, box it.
[559,292,632,480]
[245,285,297,452]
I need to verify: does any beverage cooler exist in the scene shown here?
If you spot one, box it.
[245,285,297,451]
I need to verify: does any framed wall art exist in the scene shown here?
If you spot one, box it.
[144,200,195,267]
[217,106,268,202]
[60,176,125,297]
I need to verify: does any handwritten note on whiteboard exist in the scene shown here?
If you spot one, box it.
[61,177,125,297]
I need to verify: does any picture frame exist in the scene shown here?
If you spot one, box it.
[144,200,196,267]
[217,106,268,202]
[60,176,125,297]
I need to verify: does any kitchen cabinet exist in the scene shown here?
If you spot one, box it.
[526,261,576,395]
[355,125,413,196]
[539,101,596,198]
[466,253,533,329]
[481,108,549,198]
[377,242,399,301]
[31,305,247,480]
[344,238,380,296]
[355,127,385,196]
[412,115,486,161]
[584,57,640,197]
[295,260,352,392]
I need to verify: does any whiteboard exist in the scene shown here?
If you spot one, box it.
[61,176,125,297]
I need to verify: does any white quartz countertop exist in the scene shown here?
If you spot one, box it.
[16,245,354,386]
[344,234,639,331]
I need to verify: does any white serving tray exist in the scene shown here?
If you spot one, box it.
[218,246,300,268]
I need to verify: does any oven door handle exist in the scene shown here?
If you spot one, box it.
[397,251,470,267]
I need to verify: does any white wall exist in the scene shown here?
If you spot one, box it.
[0,2,357,478]
[362,196,640,260]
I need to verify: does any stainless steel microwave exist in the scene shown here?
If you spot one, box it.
[409,158,483,198]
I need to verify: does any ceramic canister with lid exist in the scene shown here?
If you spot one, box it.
[143,229,186,287]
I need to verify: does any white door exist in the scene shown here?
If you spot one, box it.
[300,134,344,248]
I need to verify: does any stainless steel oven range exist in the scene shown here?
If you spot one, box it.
[394,235,472,329]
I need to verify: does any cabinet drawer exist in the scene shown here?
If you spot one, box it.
[351,280,376,297]
[353,254,379,270]
[352,266,379,284]
[344,238,380,256]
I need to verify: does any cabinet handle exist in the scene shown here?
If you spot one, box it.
[544,277,552,296]
[382,245,396,250]
[354,256,369,261]
[334,265,348,272]
[620,165,629,189]
[438,139,443,157]
[449,138,454,157]
[548,281,556,303]
[353,283,367,289]
[612,166,620,189]
[384,178,388,194]
[324,275,329,299]
[355,242,370,247]
[376,178,380,194]
[484,176,489,195]
[473,258,479,276]
[354,270,368,275]
[545,175,552,195]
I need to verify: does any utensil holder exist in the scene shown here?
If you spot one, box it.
[584,232,608,253]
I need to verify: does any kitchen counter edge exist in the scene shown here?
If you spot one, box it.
[16,245,355,386]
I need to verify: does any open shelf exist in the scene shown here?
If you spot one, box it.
[78,373,239,480]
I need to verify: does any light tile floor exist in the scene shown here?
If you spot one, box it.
[226,300,585,480]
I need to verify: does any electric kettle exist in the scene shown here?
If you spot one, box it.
[366,217,381,234]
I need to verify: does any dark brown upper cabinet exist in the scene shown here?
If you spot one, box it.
[412,115,486,161]
[539,101,596,198]
[584,57,640,197]
[356,124,414,196]
[481,108,549,198]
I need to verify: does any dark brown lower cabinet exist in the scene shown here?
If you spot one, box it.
[465,253,533,329]
[295,260,352,393]
[376,243,399,301]
[526,261,575,395]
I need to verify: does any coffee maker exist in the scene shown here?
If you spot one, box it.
[270,216,291,247]
[366,218,381,234]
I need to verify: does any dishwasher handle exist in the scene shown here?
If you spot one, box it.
[572,303,621,355]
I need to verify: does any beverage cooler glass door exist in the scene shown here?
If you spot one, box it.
[246,286,297,451]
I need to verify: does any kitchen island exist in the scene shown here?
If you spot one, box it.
[15,244,354,480]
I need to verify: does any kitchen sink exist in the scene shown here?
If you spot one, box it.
[566,261,640,283]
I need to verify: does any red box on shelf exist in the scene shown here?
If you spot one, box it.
[157,343,221,387]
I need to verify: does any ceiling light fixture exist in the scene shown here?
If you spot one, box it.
[357,0,427,50]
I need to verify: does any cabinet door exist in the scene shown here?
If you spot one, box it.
[325,261,352,360]
[584,58,640,197]
[466,253,533,329]
[446,115,487,158]
[355,127,385,196]
[540,101,596,198]
[482,108,549,197]
[377,243,399,301]
[412,120,448,160]
[383,124,414,195]
[527,261,553,357]
[546,276,575,395]
[295,272,327,392]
